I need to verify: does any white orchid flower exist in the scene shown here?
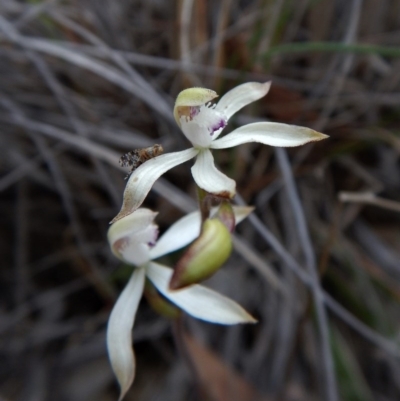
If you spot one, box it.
[111,81,327,223]
[107,207,255,400]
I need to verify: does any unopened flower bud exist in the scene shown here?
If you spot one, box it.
[169,218,232,290]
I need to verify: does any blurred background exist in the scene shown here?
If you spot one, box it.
[1,0,400,400]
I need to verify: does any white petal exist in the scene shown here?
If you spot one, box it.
[214,82,271,122]
[180,115,214,148]
[191,149,236,198]
[180,105,226,148]
[210,122,328,149]
[149,210,201,259]
[146,262,256,324]
[149,206,254,260]
[108,209,157,241]
[108,209,158,266]
[121,235,153,266]
[111,148,198,223]
[107,267,145,401]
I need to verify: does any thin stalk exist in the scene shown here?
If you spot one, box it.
[197,186,211,223]
[171,316,204,400]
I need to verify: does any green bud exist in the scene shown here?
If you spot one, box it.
[169,218,232,290]
[144,279,182,319]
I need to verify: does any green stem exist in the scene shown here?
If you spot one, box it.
[197,186,211,224]
[171,316,204,400]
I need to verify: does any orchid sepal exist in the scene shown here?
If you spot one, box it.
[147,262,257,324]
[191,149,236,199]
[111,148,198,223]
[210,122,328,150]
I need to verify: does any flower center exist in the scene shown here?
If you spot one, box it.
[177,103,227,148]
[182,104,226,133]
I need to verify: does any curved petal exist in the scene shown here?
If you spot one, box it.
[108,209,158,258]
[149,206,254,260]
[214,82,271,124]
[107,267,145,401]
[191,149,236,199]
[210,122,328,149]
[111,148,198,223]
[149,210,201,260]
[108,209,158,266]
[108,209,157,242]
[146,262,256,324]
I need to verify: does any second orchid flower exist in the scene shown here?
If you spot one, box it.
[107,206,255,400]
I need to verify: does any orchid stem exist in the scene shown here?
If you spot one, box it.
[197,186,211,224]
[171,316,204,400]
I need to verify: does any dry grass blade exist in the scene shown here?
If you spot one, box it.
[2,1,400,400]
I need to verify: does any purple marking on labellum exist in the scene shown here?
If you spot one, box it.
[189,106,200,119]
[148,228,159,247]
[209,118,227,135]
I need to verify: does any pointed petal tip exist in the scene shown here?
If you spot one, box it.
[261,81,272,94]
[310,131,329,142]
[107,268,145,401]
[110,210,131,224]
[231,205,255,221]
[118,385,131,401]
[246,315,258,324]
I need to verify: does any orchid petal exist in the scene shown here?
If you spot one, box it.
[108,209,157,242]
[210,122,328,149]
[146,262,256,324]
[107,267,145,401]
[180,115,214,148]
[108,209,158,260]
[108,209,158,266]
[191,149,236,198]
[214,82,271,123]
[111,148,198,223]
[122,243,150,267]
[149,206,254,260]
[179,104,227,148]
[149,210,201,260]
